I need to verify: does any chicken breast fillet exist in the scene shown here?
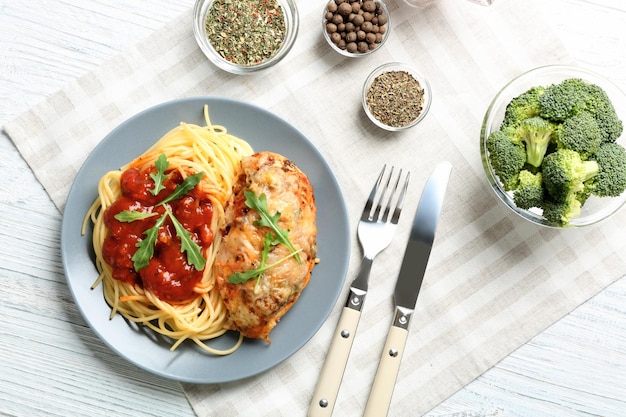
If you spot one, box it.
[214,151,317,343]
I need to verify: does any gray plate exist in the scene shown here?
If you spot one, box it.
[60,97,350,383]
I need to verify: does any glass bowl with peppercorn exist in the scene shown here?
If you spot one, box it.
[323,0,390,57]
[193,0,299,74]
[362,62,432,131]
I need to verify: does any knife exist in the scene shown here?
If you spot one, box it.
[363,161,452,417]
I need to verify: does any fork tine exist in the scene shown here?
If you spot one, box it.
[362,166,410,223]
[390,172,410,224]
[381,168,403,222]
[361,165,387,221]
[381,169,409,224]
[371,166,394,221]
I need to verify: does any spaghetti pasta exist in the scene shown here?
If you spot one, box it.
[85,106,254,354]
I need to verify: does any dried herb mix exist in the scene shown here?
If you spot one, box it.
[205,0,286,66]
[366,70,425,128]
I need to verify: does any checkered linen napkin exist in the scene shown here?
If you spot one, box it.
[5,1,626,415]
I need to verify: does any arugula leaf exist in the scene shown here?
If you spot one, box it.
[132,213,167,271]
[150,153,170,196]
[243,190,301,263]
[159,172,204,206]
[227,232,274,284]
[227,244,302,284]
[114,210,159,222]
[165,207,206,271]
[259,232,274,266]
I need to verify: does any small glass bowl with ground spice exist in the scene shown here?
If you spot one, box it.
[362,62,432,131]
[193,0,299,74]
[322,0,390,57]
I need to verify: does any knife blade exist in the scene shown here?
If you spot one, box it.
[363,161,452,417]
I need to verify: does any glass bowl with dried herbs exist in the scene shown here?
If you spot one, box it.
[362,62,432,131]
[193,0,299,74]
[322,0,390,57]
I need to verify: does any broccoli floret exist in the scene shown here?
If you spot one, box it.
[592,142,626,197]
[575,178,596,207]
[582,83,624,143]
[513,170,544,209]
[595,108,623,143]
[486,128,527,190]
[541,148,599,202]
[516,117,555,167]
[554,111,602,158]
[542,193,582,226]
[502,86,545,128]
[539,78,589,122]
[595,107,624,143]
[540,78,623,142]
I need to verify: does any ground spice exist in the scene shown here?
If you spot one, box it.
[366,70,425,128]
[205,0,286,66]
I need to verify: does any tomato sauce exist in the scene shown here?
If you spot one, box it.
[102,167,213,304]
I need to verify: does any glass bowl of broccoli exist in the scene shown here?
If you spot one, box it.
[481,65,626,228]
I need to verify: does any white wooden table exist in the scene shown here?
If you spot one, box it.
[1,1,625,416]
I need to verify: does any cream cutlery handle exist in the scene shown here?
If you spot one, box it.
[363,325,408,417]
[308,306,361,417]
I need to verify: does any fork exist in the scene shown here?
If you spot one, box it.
[308,166,410,417]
